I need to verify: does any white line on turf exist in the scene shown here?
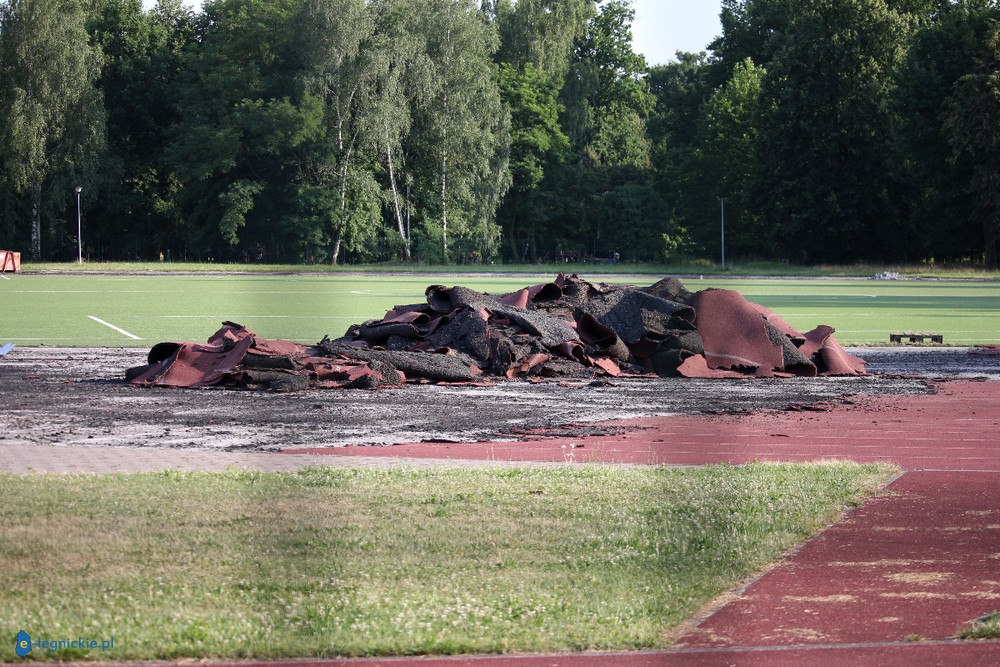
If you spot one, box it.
[88,316,142,340]
[150,315,360,319]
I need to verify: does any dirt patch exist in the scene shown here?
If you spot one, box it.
[886,572,954,585]
[783,595,858,603]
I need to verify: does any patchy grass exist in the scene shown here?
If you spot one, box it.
[960,611,1000,640]
[0,463,895,661]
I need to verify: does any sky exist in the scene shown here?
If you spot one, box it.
[632,0,722,65]
[139,0,723,67]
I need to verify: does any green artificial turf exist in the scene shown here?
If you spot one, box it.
[0,463,895,661]
[703,278,1000,346]
[2,272,999,346]
[21,259,1000,279]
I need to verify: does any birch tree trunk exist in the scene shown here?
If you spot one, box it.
[439,4,453,262]
[441,143,449,260]
[30,185,41,260]
[332,234,343,266]
[385,128,412,260]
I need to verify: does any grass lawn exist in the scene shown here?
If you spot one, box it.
[2,271,1000,346]
[0,463,895,661]
[961,611,1000,640]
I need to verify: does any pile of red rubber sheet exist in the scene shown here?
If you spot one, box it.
[127,274,866,390]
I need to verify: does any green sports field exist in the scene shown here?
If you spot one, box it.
[2,272,999,347]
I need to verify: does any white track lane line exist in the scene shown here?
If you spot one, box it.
[88,316,142,340]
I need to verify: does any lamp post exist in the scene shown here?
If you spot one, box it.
[720,197,726,271]
[75,186,83,263]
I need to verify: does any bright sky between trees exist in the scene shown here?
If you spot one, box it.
[139,0,723,67]
[632,0,722,65]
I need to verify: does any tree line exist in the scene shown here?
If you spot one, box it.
[1,0,998,267]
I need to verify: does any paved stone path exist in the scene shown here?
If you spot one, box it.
[0,443,559,474]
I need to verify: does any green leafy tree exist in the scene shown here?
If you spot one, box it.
[368,0,436,261]
[646,52,713,258]
[749,0,911,263]
[293,0,384,264]
[494,0,592,81]
[596,183,681,262]
[944,17,1000,268]
[492,0,589,261]
[647,52,713,151]
[697,58,767,257]
[496,62,569,261]
[712,0,932,83]
[87,0,195,260]
[544,0,659,261]
[711,0,791,86]
[895,0,1000,264]
[405,0,511,262]
[0,0,106,259]
[165,0,305,260]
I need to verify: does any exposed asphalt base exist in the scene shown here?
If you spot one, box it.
[2,347,999,666]
[1,346,987,453]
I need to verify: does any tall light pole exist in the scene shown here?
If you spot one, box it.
[720,197,726,271]
[75,186,83,263]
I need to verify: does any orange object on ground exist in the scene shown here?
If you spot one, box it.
[0,250,20,273]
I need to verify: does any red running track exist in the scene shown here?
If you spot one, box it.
[132,642,1000,666]
[677,471,1000,648]
[283,381,1000,472]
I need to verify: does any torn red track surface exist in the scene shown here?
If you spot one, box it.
[127,275,866,390]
